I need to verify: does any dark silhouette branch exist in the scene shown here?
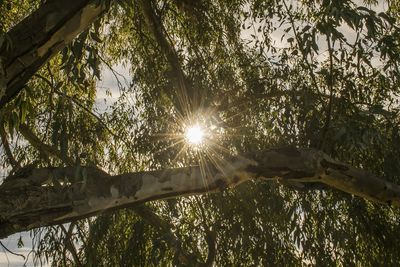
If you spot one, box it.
[0,241,26,261]
[19,123,75,166]
[60,223,83,267]
[134,205,205,266]
[139,0,194,114]
[0,123,20,169]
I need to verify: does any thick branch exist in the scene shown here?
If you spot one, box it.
[0,0,108,108]
[1,148,400,239]
[18,121,205,265]
[0,157,253,238]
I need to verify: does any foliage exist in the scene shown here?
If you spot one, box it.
[1,0,400,266]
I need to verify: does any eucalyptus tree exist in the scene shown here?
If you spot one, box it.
[1,0,400,266]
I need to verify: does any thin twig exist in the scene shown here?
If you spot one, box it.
[19,123,74,165]
[60,223,83,267]
[0,122,20,169]
[282,1,322,98]
[0,240,26,260]
[34,73,137,158]
[319,35,335,150]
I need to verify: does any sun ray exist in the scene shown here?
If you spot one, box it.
[198,152,210,189]
[151,101,249,187]
[153,139,186,155]
[204,147,229,178]
[206,139,234,155]
[171,143,190,165]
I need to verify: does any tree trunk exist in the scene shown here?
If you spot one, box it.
[1,147,399,239]
[0,0,108,108]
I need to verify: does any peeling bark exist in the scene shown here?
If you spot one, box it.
[0,0,108,108]
[1,148,400,239]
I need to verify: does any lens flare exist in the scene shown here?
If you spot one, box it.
[185,124,204,145]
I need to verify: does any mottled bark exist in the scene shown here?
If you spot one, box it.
[1,148,400,239]
[0,0,108,108]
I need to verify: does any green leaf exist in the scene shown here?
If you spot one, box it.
[17,236,24,248]
[90,31,102,43]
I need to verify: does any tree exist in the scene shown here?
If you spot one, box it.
[1,0,400,265]
[0,0,108,108]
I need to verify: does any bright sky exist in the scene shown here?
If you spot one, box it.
[0,232,38,267]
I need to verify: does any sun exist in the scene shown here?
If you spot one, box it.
[185,124,204,145]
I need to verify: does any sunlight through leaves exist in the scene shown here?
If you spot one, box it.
[185,124,204,145]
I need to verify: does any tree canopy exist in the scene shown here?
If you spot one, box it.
[1,0,400,266]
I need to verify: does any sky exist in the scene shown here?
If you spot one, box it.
[0,232,36,267]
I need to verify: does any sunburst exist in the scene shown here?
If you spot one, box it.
[185,124,205,146]
[152,104,245,189]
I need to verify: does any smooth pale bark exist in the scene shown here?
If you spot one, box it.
[1,147,400,239]
[0,0,108,108]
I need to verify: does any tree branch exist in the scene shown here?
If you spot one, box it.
[16,120,204,265]
[134,205,205,266]
[60,223,83,267]
[0,123,20,169]
[282,1,321,97]
[319,35,335,150]
[1,147,400,239]
[202,229,216,267]
[18,123,75,166]
[139,0,193,114]
[0,241,26,261]
[0,0,108,109]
